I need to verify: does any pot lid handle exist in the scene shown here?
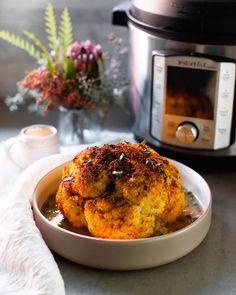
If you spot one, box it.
[112,1,130,27]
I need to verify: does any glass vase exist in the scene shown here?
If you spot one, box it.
[58,106,102,146]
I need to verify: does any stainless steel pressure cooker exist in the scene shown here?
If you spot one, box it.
[112,0,236,171]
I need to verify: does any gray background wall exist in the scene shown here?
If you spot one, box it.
[0,0,132,139]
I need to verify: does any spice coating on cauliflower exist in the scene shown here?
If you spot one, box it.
[56,143,185,239]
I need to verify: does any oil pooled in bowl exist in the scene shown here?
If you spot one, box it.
[41,189,203,237]
[41,194,91,236]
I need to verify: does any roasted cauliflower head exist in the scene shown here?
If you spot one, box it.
[56,143,185,239]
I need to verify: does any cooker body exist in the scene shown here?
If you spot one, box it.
[129,22,236,150]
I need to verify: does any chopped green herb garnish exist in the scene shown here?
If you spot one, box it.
[129,178,135,185]
[155,162,167,178]
[143,149,151,154]
[140,139,147,144]
[112,170,123,178]
[119,153,125,160]
[145,159,154,165]
[156,162,164,168]
[159,168,167,179]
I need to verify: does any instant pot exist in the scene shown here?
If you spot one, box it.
[112,0,236,171]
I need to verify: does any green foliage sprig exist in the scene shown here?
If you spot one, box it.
[59,7,73,56]
[45,3,58,53]
[0,30,43,61]
[0,3,74,77]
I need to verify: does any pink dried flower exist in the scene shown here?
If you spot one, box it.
[84,40,94,50]
[67,40,103,78]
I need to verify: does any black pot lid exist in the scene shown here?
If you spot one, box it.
[128,0,236,44]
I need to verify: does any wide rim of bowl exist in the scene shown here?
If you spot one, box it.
[32,157,212,245]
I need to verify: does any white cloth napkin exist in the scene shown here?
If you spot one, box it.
[0,131,134,295]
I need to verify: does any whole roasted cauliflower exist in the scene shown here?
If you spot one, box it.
[56,143,185,239]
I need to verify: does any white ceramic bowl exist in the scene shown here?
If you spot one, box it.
[32,156,212,270]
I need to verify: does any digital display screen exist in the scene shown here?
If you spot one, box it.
[166,66,216,120]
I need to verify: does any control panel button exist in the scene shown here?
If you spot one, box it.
[219,110,228,116]
[222,71,231,81]
[153,100,161,106]
[155,83,162,90]
[201,137,211,144]
[221,89,229,99]
[202,125,211,133]
[155,64,163,73]
[176,123,198,144]
[217,128,227,134]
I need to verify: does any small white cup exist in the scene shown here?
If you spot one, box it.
[4,124,60,168]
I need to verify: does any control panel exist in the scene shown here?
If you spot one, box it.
[150,51,235,150]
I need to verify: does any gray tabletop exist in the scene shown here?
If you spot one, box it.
[54,172,236,295]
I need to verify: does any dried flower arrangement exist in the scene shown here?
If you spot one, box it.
[0,3,128,116]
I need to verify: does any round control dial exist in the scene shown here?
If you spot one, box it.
[176,123,198,144]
